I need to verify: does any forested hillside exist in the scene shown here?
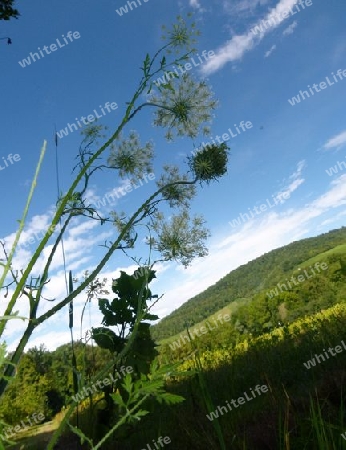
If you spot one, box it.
[151,227,346,341]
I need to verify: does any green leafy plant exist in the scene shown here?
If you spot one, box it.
[93,360,184,450]
[0,14,229,448]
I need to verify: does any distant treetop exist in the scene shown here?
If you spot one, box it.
[0,0,19,21]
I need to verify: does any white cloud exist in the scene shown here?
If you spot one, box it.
[85,179,141,214]
[67,220,98,238]
[223,0,270,16]
[26,330,74,351]
[1,211,55,255]
[0,212,105,276]
[274,159,306,200]
[0,215,115,348]
[319,209,346,227]
[323,130,346,150]
[5,216,113,276]
[151,174,346,318]
[189,0,203,10]
[294,159,306,175]
[201,0,301,75]
[201,33,255,75]
[283,20,298,36]
[264,44,276,57]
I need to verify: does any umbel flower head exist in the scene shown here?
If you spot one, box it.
[188,142,229,184]
[149,210,210,267]
[107,131,154,182]
[161,13,200,54]
[156,165,196,208]
[150,73,217,141]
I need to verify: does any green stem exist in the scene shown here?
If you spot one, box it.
[0,141,47,324]
[0,43,193,340]
[92,394,150,450]
[0,41,201,447]
[0,217,73,389]
[0,80,149,339]
[44,175,194,446]
[47,304,148,449]
[36,179,196,327]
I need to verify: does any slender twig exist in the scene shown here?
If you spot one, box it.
[0,141,47,332]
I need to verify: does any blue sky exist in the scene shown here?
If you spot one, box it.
[1,0,346,350]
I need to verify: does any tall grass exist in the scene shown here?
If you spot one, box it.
[101,301,346,449]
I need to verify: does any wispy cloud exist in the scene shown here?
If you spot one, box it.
[283,20,298,36]
[290,159,306,180]
[264,44,276,57]
[85,180,127,211]
[201,0,302,75]
[274,160,306,200]
[223,0,270,16]
[188,0,206,12]
[320,209,346,227]
[201,33,255,75]
[0,213,113,281]
[323,130,346,150]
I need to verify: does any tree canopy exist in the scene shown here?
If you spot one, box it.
[0,0,19,21]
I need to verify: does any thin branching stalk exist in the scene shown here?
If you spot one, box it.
[0,40,188,341]
[0,141,47,318]
[0,178,196,398]
[92,394,151,450]
[47,296,150,449]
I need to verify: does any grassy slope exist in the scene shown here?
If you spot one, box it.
[119,301,346,450]
[295,243,346,269]
[13,300,346,449]
[9,412,90,450]
[9,420,58,450]
[152,227,346,341]
[158,297,250,347]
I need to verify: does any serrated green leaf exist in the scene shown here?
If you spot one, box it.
[157,393,185,405]
[111,392,125,408]
[132,409,149,420]
[67,422,94,446]
[122,373,133,394]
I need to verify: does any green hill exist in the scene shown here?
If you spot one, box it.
[151,226,346,341]
[158,297,250,347]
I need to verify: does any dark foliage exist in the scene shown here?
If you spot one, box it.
[0,0,19,20]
